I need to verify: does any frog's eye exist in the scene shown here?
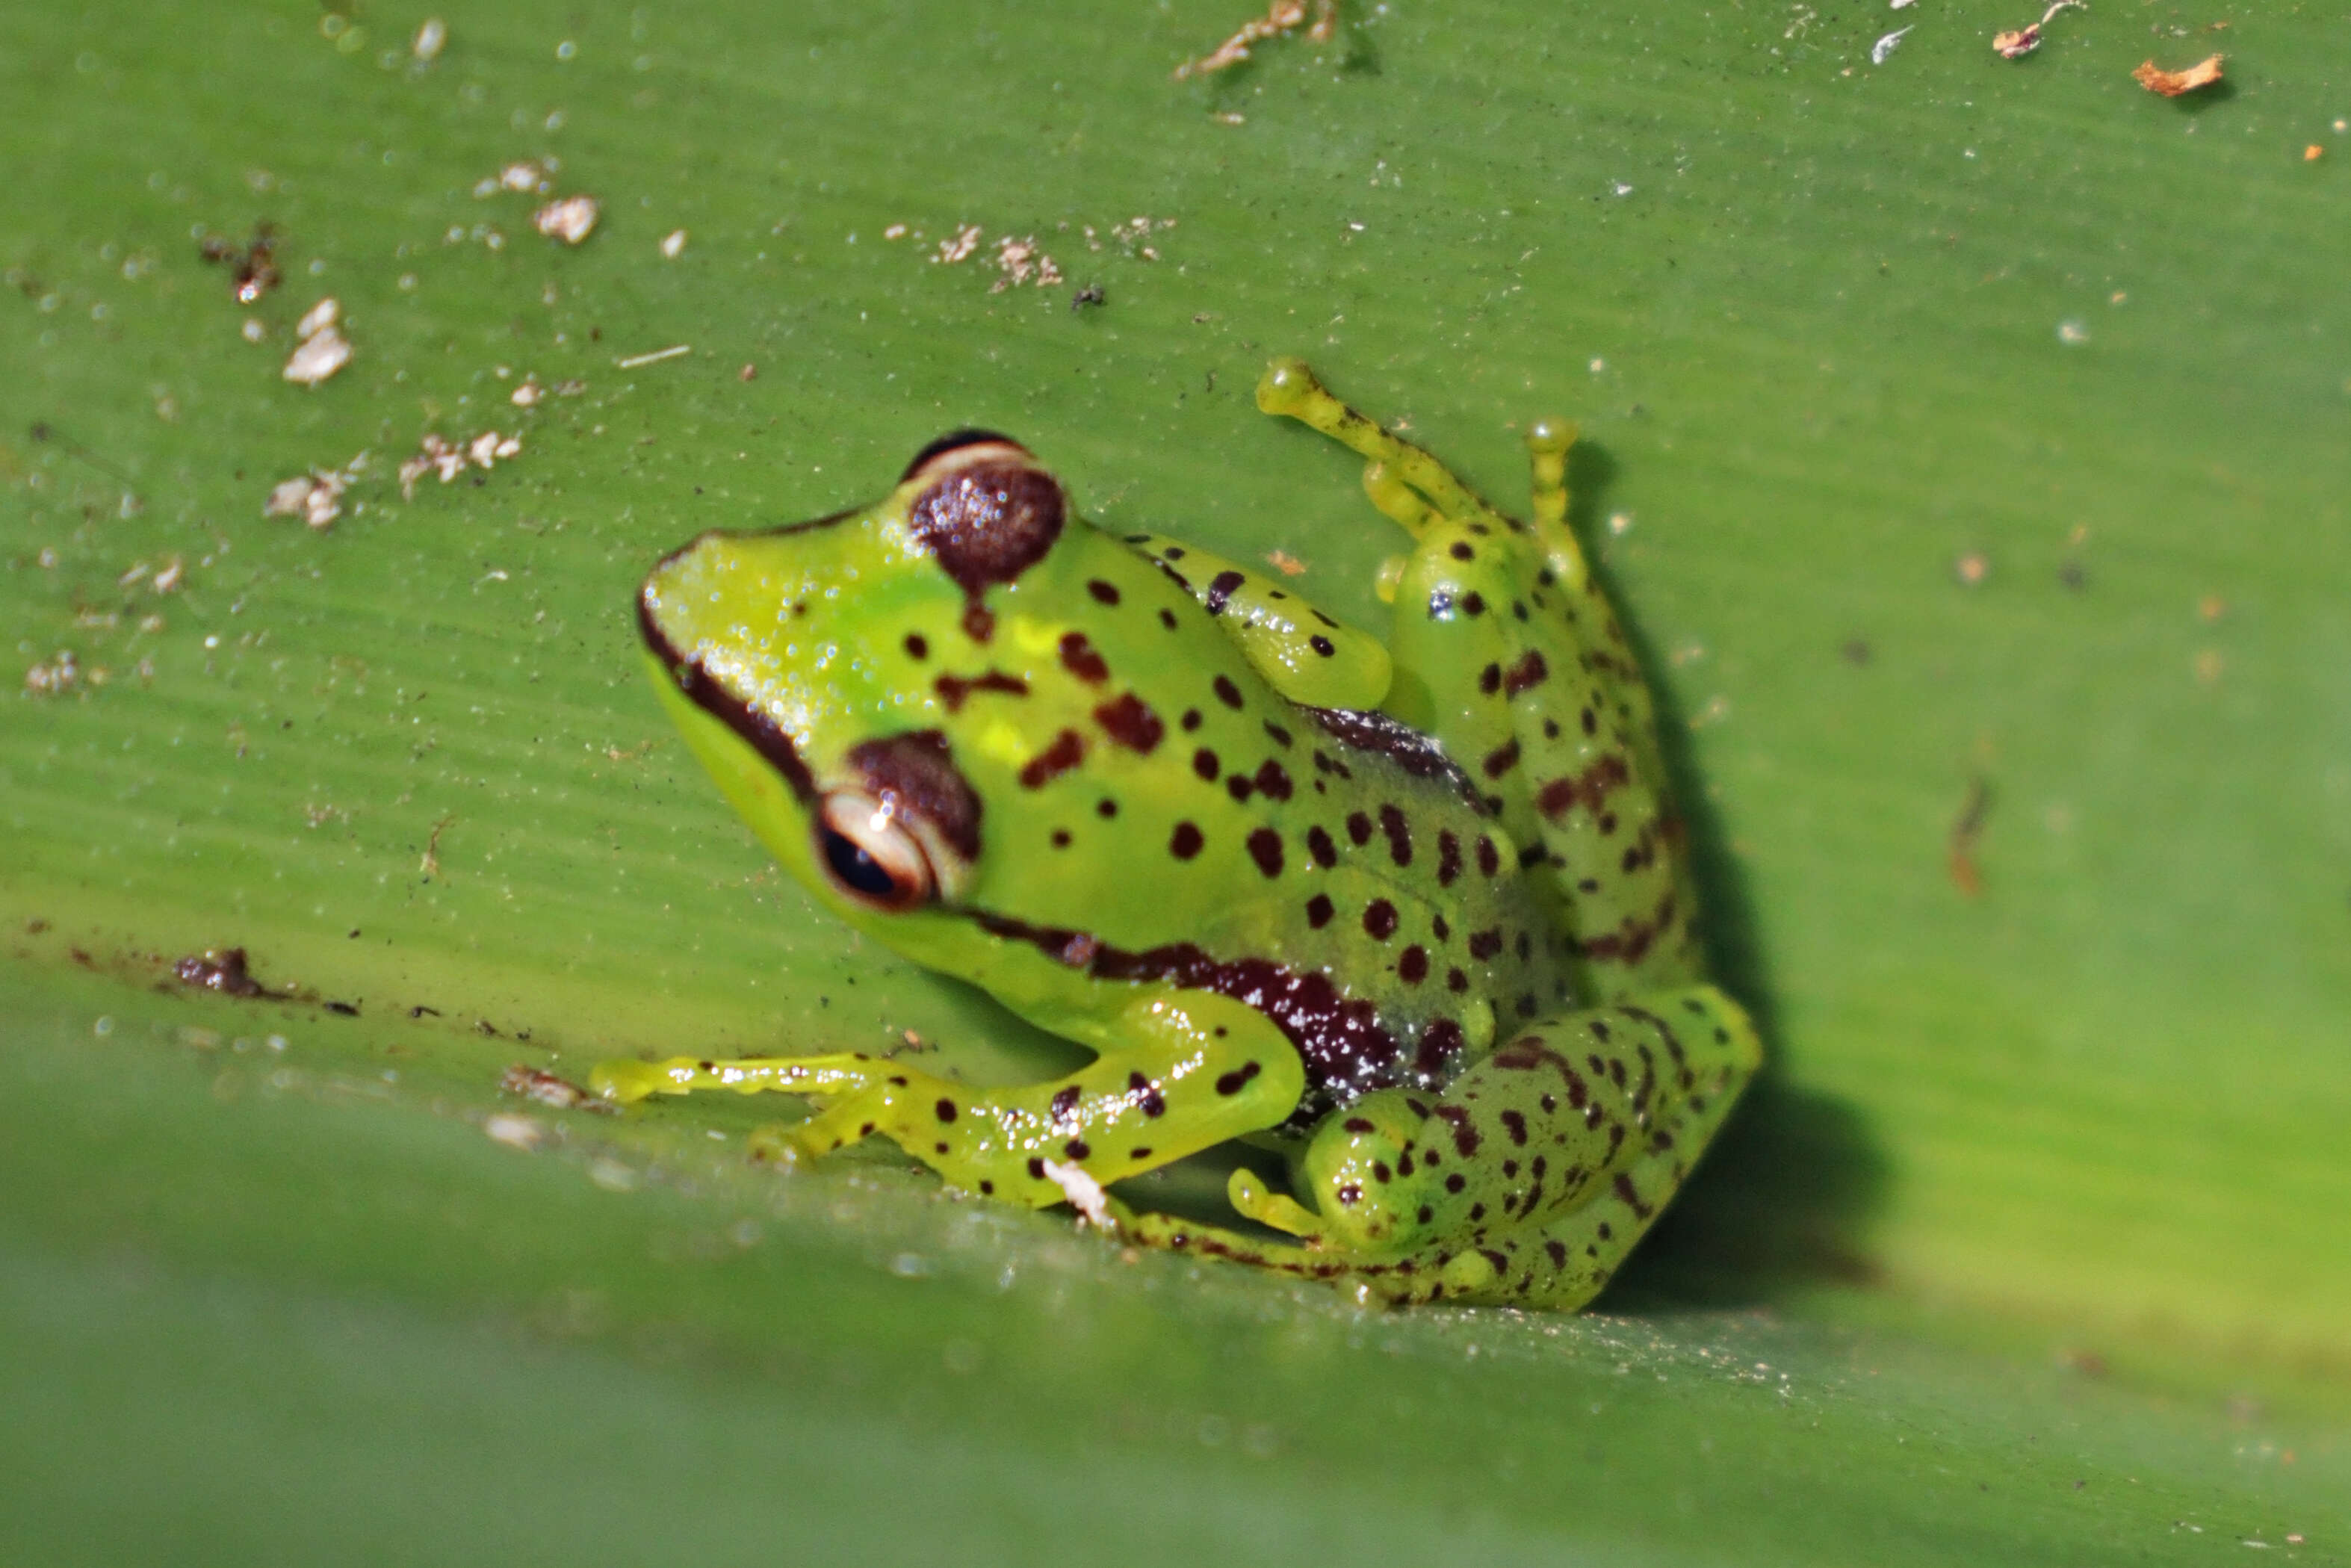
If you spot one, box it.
[815,791,935,910]
[903,438,1066,596]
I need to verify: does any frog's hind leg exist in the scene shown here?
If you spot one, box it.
[1256,359,1515,540]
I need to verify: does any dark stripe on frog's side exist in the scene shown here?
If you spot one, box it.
[971,910,1445,1115]
[638,587,817,804]
[1299,706,1488,813]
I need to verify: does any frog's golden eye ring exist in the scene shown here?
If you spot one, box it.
[815,791,935,910]
[901,428,1026,484]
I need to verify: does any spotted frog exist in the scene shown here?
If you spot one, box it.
[596,359,1759,1308]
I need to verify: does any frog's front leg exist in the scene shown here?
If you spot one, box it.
[599,992,1306,1209]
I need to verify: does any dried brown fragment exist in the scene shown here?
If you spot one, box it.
[1174,0,1336,79]
[1992,26,2041,58]
[175,946,267,997]
[499,1064,614,1113]
[2133,55,2224,98]
[199,225,279,303]
[1947,777,1991,898]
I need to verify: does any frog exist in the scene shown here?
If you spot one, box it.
[594,358,1760,1309]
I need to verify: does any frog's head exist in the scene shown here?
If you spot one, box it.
[635,432,1132,967]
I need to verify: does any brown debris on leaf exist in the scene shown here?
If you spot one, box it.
[2133,55,2224,97]
[1174,0,1336,80]
[500,1064,615,1114]
[199,224,279,303]
[1992,1,2081,60]
[175,946,269,997]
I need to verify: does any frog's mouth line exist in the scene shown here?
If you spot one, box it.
[970,911,1452,1112]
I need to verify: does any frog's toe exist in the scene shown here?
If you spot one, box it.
[1227,1168,1330,1241]
[589,1058,679,1104]
[745,1122,808,1165]
[1255,356,1319,415]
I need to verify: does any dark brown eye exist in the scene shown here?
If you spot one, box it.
[814,791,935,909]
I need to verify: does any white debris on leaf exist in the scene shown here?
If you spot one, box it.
[510,376,543,407]
[1040,1158,1115,1229]
[660,228,687,259]
[282,297,352,386]
[264,453,368,530]
[534,194,599,244]
[295,296,339,338]
[1994,0,2081,59]
[23,649,80,695]
[1871,25,1913,64]
[484,1114,544,1150]
[412,17,447,61]
[988,235,1063,291]
[933,224,982,264]
[397,430,521,498]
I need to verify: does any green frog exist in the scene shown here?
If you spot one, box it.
[595,359,1759,1308]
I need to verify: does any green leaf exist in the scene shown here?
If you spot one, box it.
[3,1,2344,1561]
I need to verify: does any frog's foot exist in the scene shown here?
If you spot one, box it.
[588,1053,885,1106]
[1256,358,1514,540]
[1225,1166,1332,1242]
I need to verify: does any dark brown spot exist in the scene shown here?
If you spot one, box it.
[1537,754,1632,821]
[1094,692,1165,752]
[1212,673,1245,709]
[1305,893,1335,928]
[1504,650,1549,695]
[1059,631,1110,684]
[907,459,1065,595]
[1065,1138,1091,1160]
[1204,569,1246,613]
[1345,811,1374,846]
[1181,707,1203,731]
[1446,1172,1466,1194]
[1192,748,1220,781]
[1169,821,1204,859]
[1017,728,1086,790]
[1247,828,1285,878]
[849,730,982,860]
[1461,592,1487,616]
[935,1098,958,1123]
[1253,760,1294,801]
[1468,928,1504,961]
[961,602,995,643]
[1446,967,1468,993]
[1310,635,1336,657]
[1482,737,1521,778]
[1263,720,1293,748]
[1475,836,1502,876]
[1097,798,1118,818]
[1086,578,1121,605]
[903,633,929,660]
[1224,775,1254,803]
[1050,1085,1082,1120]
[1398,945,1428,984]
[1306,826,1338,867]
[1214,1061,1263,1096]
[1437,830,1462,887]
[1128,1070,1167,1118]
[1363,899,1399,940]
[1050,828,1071,848]
[1378,804,1413,867]
[1499,1109,1528,1146]
[1159,608,1179,630]
[935,669,1030,713]
[1449,542,1475,561]
[1478,663,1502,696]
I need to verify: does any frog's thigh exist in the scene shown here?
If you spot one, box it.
[1291,986,1757,1276]
[787,989,1307,1210]
[1121,532,1390,710]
